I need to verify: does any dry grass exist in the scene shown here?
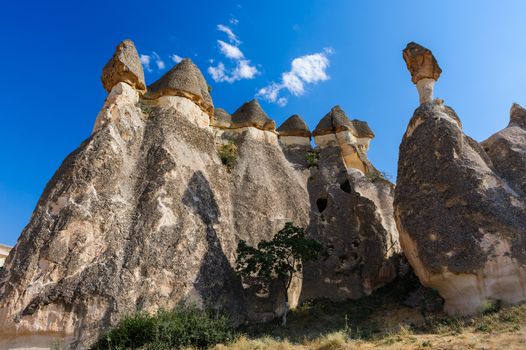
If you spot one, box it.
[203,303,526,350]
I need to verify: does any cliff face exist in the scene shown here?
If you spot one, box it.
[0,40,400,349]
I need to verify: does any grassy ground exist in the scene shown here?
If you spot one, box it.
[207,276,526,350]
[208,302,526,350]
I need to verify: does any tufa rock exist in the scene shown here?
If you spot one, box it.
[0,75,308,348]
[313,106,375,173]
[395,100,526,316]
[101,39,146,93]
[302,113,401,302]
[231,99,276,131]
[145,58,214,117]
[211,108,232,129]
[277,115,311,138]
[403,42,442,104]
[481,103,526,195]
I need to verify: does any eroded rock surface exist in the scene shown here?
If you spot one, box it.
[403,42,442,104]
[101,39,146,93]
[231,99,276,131]
[395,100,526,315]
[301,106,401,301]
[0,62,308,349]
[145,58,214,117]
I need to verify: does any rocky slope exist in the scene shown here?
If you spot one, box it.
[0,40,400,349]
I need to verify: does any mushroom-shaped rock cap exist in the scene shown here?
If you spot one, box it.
[403,42,442,84]
[212,108,232,128]
[509,103,526,129]
[231,99,276,131]
[101,39,146,93]
[145,58,214,116]
[277,114,311,137]
[313,106,374,138]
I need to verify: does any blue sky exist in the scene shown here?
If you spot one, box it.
[1,1,526,246]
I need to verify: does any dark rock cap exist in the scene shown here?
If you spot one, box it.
[212,108,232,128]
[403,42,442,84]
[145,58,214,117]
[312,106,374,138]
[509,103,526,129]
[231,99,276,131]
[277,114,311,137]
[101,39,146,93]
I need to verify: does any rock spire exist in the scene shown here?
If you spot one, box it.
[101,39,146,93]
[231,99,276,131]
[402,42,442,104]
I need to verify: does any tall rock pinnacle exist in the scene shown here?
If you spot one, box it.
[403,42,442,104]
[101,39,146,93]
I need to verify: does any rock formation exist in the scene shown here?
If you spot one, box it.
[403,42,442,104]
[312,106,375,173]
[0,40,309,349]
[395,44,526,315]
[0,244,11,268]
[212,108,232,129]
[301,105,401,301]
[231,99,276,131]
[145,58,214,118]
[101,39,146,94]
[0,40,401,348]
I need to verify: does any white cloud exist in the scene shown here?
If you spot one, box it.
[257,49,332,106]
[208,23,259,83]
[229,17,239,25]
[152,52,165,70]
[171,54,183,64]
[140,54,152,72]
[217,24,240,44]
[218,40,244,60]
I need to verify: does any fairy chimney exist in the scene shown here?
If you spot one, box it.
[402,42,442,104]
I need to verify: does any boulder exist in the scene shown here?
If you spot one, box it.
[145,58,214,117]
[395,100,526,315]
[231,99,276,131]
[101,39,146,93]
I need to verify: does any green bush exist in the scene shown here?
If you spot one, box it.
[91,306,236,350]
[306,150,320,169]
[218,141,238,172]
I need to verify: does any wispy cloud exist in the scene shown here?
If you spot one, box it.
[229,17,239,25]
[152,52,165,70]
[208,23,259,83]
[217,24,240,45]
[140,52,167,72]
[257,48,333,106]
[171,54,183,64]
[218,40,244,59]
[140,54,152,72]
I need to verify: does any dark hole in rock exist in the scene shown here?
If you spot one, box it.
[352,240,360,248]
[316,198,328,213]
[340,180,352,193]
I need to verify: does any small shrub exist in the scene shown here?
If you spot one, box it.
[218,141,238,172]
[363,170,390,183]
[91,306,236,350]
[306,150,320,169]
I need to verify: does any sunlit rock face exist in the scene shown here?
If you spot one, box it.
[0,43,309,349]
[0,244,11,267]
[301,106,401,302]
[0,40,405,350]
[395,100,526,316]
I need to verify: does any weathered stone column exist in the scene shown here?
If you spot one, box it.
[402,42,442,104]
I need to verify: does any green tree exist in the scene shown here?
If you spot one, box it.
[235,222,323,325]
